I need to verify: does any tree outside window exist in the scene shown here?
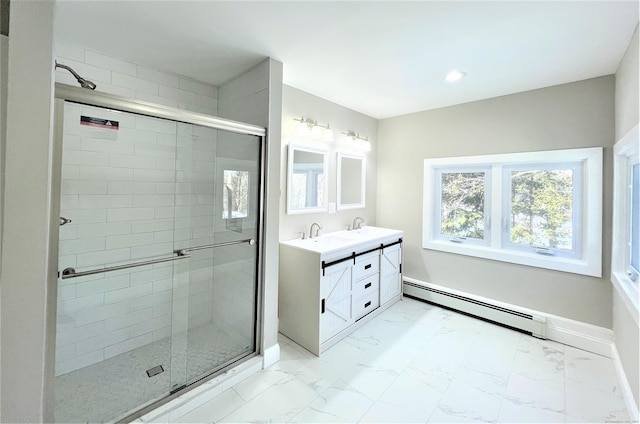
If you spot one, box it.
[509,169,574,251]
[440,172,486,239]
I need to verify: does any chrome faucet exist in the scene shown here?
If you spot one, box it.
[309,222,322,238]
[352,216,365,230]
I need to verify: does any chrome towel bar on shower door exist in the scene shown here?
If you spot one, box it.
[174,238,256,256]
[59,238,256,280]
[60,253,192,280]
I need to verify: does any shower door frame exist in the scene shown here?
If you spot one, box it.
[49,83,267,421]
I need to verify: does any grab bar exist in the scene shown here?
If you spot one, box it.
[174,238,255,255]
[60,253,191,280]
[60,238,256,280]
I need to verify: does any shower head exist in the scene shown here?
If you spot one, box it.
[55,60,97,90]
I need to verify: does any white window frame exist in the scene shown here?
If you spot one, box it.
[612,124,639,321]
[433,166,491,246]
[423,147,602,277]
[501,162,583,259]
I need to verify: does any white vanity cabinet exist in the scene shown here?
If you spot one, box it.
[279,228,403,356]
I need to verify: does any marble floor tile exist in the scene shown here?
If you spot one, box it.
[360,373,443,423]
[511,335,565,391]
[498,399,566,423]
[232,368,291,401]
[342,362,401,401]
[175,387,244,423]
[565,345,622,397]
[461,330,521,380]
[430,378,504,423]
[565,378,629,423]
[290,379,374,423]
[503,372,565,415]
[218,375,317,423]
[159,297,629,424]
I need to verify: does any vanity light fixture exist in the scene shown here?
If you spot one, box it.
[293,115,334,141]
[445,69,467,82]
[344,130,371,152]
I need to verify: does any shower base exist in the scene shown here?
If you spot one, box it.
[54,320,251,423]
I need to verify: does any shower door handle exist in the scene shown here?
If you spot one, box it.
[60,252,191,280]
[174,238,256,255]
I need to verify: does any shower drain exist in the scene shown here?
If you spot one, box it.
[146,365,165,378]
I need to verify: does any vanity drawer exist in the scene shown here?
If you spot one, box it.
[353,251,379,281]
[353,291,379,320]
[353,273,379,299]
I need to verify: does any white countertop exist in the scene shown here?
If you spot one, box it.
[280,226,403,255]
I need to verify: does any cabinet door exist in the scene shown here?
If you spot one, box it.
[380,243,402,305]
[320,261,353,342]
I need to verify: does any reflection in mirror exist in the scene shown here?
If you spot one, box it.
[337,152,366,210]
[287,144,329,214]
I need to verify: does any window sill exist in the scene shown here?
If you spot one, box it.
[424,239,601,277]
[611,271,640,326]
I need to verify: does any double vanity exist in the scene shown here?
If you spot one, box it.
[279,226,403,355]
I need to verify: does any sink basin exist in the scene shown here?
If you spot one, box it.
[334,226,402,241]
[281,226,402,254]
[281,234,356,253]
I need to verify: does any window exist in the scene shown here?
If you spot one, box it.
[423,147,602,276]
[435,168,490,245]
[222,169,249,219]
[503,163,582,259]
[612,125,639,315]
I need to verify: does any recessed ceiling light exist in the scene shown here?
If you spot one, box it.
[445,70,467,82]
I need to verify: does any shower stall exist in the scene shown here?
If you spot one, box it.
[52,83,265,422]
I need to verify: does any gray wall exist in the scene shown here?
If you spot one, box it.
[280,85,378,241]
[378,76,615,328]
[613,23,639,409]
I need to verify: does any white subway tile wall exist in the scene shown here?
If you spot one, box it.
[54,42,225,375]
[55,41,218,116]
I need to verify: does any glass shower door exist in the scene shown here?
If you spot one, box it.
[53,100,261,422]
[171,123,260,386]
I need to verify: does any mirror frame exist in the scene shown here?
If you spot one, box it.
[286,143,329,215]
[337,151,366,210]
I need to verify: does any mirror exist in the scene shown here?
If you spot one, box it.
[287,144,329,214]
[337,152,366,210]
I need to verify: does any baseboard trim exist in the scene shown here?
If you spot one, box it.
[403,277,614,357]
[263,343,281,368]
[612,344,640,422]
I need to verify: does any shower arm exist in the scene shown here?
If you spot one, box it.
[55,60,97,90]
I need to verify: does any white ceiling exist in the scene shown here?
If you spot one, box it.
[54,1,639,119]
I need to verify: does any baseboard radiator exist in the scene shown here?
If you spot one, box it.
[403,281,546,338]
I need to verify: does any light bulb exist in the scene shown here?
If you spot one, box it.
[298,120,308,136]
[311,122,322,138]
[324,124,334,141]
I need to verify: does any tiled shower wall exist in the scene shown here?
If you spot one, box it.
[55,42,218,116]
[54,43,225,375]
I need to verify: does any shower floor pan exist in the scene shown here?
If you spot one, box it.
[54,321,251,423]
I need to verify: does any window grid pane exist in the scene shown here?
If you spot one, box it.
[509,169,574,251]
[631,163,639,274]
[440,172,485,239]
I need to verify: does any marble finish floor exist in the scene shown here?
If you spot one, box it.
[176,297,630,423]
